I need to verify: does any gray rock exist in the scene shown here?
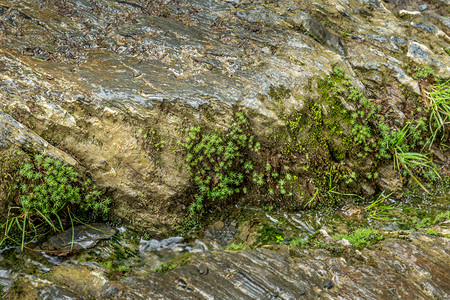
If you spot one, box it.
[368,34,388,44]
[5,230,450,299]
[337,238,352,248]
[408,42,430,60]
[198,264,208,275]
[418,4,428,12]
[412,22,435,33]
[0,0,449,235]
[306,18,346,56]
[47,223,116,252]
[212,221,225,231]
[390,36,407,45]
[317,229,333,243]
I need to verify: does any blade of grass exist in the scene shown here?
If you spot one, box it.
[54,213,64,231]
[35,209,57,232]
[21,211,27,251]
[72,216,119,239]
[304,189,319,208]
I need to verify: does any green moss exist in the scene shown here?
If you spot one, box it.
[0,149,31,217]
[180,68,444,216]
[268,85,292,115]
[226,242,245,250]
[154,253,192,273]
[268,85,291,103]
[138,127,165,154]
[180,111,260,215]
[289,237,308,247]
[337,228,382,249]
[0,151,111,248]
[413,65,435,80]
[253,224,284,246]
[445,47,450,56]
[333,66,345,78]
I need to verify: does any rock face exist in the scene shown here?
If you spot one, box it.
[0,0,449,232]
[5,231,450,299]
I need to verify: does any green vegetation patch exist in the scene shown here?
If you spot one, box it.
[253,224,284,246]
[337,228,382,249]
[154,252,192,274]
[414,210,449,230]
[226,242,245,251]
[180,111,260,215]
[317,66,441,193]
[179,65,446,221]
[0,151,111,248]
[425,79,449,148]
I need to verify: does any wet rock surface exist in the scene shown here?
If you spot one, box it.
[0,0,448,298]
[0,0,448,232]
[204,220,238,246]
[3,230,449,299]
[1,194,449,299]
[42,223,116,253]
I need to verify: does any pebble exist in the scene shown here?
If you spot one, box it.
[213,221,225,231]
[205,220,238,246]
[339,206,364,221]
[418,4,428,12]
[317,229,332,243]
[337,238,351,248]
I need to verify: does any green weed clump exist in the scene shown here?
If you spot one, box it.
[413,65,435,80]
[337,228,381,249]
[330,66,441,192]
[289,237,308,247]
[154,262,177,273]
[154,253,192,273]
[365,192,400,221]
[434,211,450,223]
[1,153,110,248]
[425,80,449,148]
[377,120,439,191]
[226,242,245,250]
[181,112,260,215]
[414,211,449,229]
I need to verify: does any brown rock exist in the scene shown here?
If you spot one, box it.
[339,205,365,221]
[213,221,225,231]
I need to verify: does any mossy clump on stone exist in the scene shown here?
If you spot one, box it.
[337,228,382,249]
[180,111,260,215]
[0,151,111,248]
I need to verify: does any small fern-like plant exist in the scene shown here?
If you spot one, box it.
[181,112,259,215]
[1,153,111,249]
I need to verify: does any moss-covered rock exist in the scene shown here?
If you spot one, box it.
[0,0,448,235]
